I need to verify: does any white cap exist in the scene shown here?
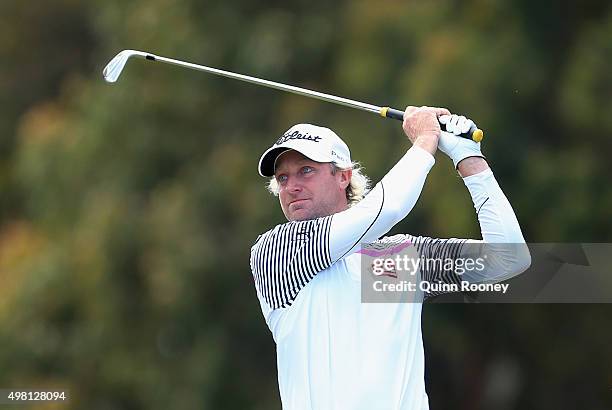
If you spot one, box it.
[258,123,352,177]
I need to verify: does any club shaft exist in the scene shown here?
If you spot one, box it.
[110,51,483,142]
[149,54,381,115]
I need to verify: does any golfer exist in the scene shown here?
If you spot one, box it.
[250,106,530,410]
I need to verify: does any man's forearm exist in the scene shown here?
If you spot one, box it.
[412,135,439,156]
[459,167,531,282]
[457,157,489,177]
[462,167,524,243]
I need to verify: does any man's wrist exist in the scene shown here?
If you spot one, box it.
[412,134,439,156]
[457,157,489,177]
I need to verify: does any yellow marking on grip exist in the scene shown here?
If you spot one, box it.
[472,129,484,143]
[380,107,389,117]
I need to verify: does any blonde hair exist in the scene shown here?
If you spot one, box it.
[267,161,371,206]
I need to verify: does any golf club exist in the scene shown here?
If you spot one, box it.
[103,49,483,142]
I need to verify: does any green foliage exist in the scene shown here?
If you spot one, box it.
[0,0,611,408]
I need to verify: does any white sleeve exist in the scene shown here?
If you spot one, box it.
[459,168,531,283]
[463,168,525,244]
[329,146,435,261]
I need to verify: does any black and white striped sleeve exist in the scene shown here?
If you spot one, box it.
[250,217,333,309]
[410,235,469,300]
[374,233,469,299]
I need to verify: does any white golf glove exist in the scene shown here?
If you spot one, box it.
[438,114,484,168]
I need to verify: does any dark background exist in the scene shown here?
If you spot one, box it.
[0,0,611,408]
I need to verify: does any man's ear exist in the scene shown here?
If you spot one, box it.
[338,169,352,190]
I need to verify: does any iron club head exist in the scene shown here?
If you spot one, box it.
[102,50,153,83]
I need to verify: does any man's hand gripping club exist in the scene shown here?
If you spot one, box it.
[401,106,450,155]
[402,106,486,176]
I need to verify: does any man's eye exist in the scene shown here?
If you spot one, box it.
[302,166,313,174]
[277,175,288,183]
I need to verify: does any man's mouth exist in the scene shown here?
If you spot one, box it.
[289,199,309,207]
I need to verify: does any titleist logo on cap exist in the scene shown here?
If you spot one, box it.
[276,130,322,145]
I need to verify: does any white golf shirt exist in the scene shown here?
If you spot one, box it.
[250,146,529,410]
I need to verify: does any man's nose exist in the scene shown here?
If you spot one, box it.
[285,176,303,193]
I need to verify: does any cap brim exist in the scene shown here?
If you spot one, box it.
[258,139,338,177]
[258,147,291,177]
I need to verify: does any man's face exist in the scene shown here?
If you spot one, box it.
[274,150,351,221]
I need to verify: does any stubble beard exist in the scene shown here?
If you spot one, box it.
[285,197,347,222]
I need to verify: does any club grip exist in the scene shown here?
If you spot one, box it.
[380,107,484,143]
